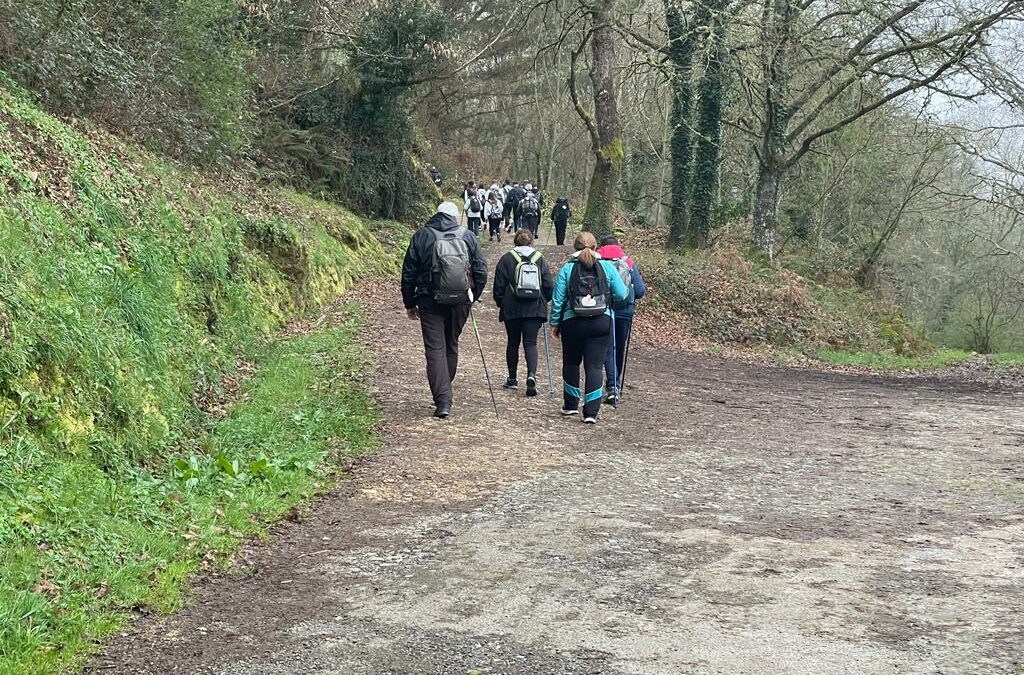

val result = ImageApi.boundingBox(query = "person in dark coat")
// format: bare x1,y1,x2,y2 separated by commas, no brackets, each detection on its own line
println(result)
596,236,647,404
401,202,488,418
550,196,571,246
492,229,554,397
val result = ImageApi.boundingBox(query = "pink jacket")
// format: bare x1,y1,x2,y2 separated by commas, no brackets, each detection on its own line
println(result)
596,244,634,268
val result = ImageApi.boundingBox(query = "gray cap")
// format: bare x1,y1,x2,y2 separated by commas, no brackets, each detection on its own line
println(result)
437,201,459,219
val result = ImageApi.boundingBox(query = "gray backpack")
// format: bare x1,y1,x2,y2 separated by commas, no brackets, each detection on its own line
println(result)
607,258,633,309
510,250,542,299
429,228,472,304
521,195,540,216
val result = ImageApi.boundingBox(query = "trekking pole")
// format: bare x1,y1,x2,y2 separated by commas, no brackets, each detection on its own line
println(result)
469,303,500,420
542,321,555,396
610,311,618,409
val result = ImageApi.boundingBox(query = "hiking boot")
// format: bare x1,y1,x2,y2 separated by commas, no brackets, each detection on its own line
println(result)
583,416,597,424
526,375,538,397
560,408,579,416
434,405,451,419
605,387,620,405
502,378,519,390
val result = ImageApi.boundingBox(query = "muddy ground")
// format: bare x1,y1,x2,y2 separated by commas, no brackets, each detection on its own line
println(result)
90,238,1024,675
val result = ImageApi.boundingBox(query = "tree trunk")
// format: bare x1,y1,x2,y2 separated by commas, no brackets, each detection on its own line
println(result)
581,0,623,240
665,0,696,249
689,0,727,248
751,0,795,258
752,157,782,257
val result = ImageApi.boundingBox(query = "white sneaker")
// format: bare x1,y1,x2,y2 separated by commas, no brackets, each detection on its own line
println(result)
583,417,597,424
560,408,579,416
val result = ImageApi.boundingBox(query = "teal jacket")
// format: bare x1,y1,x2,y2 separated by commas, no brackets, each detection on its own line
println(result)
549,253,630,327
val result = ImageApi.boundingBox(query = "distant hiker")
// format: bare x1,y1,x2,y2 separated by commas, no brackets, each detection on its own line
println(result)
549,232,629,423
530,183,544,210
509,181,527,232
493,229,554,397
430,165,443,188
502,179,515,230
596,236,646,404
489,182,505,207
520,187,541,238
551,196,572,246
485,191,505,242
401,202,488,419
465,185,484,237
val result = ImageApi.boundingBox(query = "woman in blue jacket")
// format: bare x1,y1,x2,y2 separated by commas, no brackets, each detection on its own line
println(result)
550,232,629,423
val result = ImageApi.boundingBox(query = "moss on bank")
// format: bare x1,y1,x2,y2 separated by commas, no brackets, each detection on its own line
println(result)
0,82,404,672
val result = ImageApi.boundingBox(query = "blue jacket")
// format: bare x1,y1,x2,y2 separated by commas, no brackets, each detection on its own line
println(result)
550,253,629,327
596,244,646,318
616,265,646,318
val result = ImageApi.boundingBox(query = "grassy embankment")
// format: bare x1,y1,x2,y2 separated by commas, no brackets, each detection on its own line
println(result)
0,79,407,673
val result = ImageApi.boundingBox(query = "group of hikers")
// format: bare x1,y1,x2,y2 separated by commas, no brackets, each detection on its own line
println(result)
401,200,645,423
460,179,573,246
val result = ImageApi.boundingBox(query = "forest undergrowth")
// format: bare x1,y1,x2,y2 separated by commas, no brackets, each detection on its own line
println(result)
0,79,410,674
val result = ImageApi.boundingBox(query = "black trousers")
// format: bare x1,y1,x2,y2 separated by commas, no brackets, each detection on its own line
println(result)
418,300,471,407
504,318,544,378
467,216,482,236
560,315,612,417
488,217,503,238
524,214,540,238
554,219,568,245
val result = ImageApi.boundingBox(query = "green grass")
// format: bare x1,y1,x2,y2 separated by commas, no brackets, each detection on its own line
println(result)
0,312,379,674
989,352,1024,368
0,78,405,674
813,348,976,370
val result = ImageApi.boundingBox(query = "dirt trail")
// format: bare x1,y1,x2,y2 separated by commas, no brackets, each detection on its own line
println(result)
90,236,1024,675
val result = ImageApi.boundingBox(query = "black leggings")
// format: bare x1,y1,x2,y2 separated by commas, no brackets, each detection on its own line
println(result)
488,217,503,237
560,315,612,417
504,318,544,379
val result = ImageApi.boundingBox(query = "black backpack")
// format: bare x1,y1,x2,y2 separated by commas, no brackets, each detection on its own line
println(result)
566,260,609,318
468,194,482,213
429,228,473,305
553,199,571,222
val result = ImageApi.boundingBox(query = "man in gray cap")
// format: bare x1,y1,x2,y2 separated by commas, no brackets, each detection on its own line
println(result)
401,202,488,418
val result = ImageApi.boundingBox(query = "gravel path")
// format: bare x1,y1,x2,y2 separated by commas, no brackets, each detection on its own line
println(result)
90,237,1024,675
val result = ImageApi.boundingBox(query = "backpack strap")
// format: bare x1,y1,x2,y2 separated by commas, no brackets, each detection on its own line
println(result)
559,259,578,324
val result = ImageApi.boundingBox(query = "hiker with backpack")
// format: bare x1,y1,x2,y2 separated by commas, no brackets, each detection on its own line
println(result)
464,185,484,237
430,166,443,188
485,191,505,242
596,236,646,405
509,182,527,232
401,202,488,419
550,196,571,246
549,232,629,424
502,179,515,231
520,185,541,238
493,229,554,397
